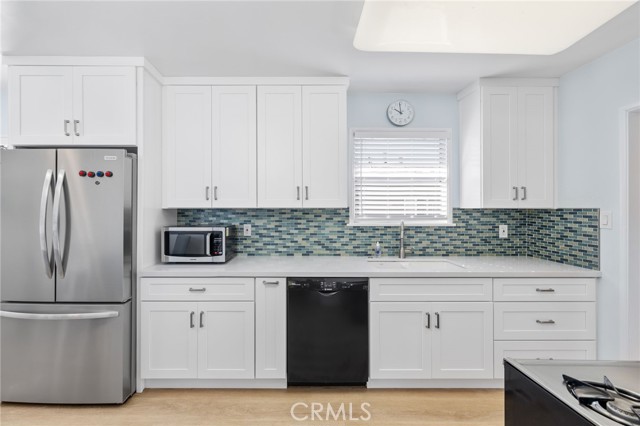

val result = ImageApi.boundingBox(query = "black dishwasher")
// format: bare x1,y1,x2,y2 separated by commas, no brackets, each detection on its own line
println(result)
287,277,369,386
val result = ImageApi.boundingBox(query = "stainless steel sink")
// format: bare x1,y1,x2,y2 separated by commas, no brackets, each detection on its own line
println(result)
367,258,466,270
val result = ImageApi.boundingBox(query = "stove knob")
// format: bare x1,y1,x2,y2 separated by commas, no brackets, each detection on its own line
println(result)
105,171,113,177
96,171,104,178
87,171,95,178
79,170,86,177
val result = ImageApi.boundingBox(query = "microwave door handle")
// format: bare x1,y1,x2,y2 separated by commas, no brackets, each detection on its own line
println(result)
205,233,212,256
39,169,55,279
52,169,66,278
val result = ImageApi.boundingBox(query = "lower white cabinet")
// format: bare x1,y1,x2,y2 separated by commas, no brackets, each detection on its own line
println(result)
141,301,254,379
370,302,493,380
255,277,287,379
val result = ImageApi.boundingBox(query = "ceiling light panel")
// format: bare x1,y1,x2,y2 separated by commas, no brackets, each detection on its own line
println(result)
353,0,638,55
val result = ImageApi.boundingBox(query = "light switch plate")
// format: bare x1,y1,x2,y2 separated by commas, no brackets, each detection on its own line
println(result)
499,225,508,239
600,211,612,229
243,224,252,236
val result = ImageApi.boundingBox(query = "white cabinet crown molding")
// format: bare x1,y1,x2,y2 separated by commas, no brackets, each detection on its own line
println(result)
163,76,350,87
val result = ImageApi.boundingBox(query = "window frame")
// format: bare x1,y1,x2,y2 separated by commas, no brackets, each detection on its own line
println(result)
348,127,454,227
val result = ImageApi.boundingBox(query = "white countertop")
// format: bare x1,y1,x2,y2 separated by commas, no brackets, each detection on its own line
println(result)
142,256,601,278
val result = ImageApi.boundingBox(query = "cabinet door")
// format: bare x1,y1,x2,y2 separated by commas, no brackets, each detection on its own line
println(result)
163,86,213,208
257,86,302,207
481,86,518,208
140,302,198,379
197,302,255,379
517,86,555,208
9,66,74,145
302,86,347,208
370,302,430,379
72,67,136,145
211,86,257,207
430,302,493,379
255,278,286,379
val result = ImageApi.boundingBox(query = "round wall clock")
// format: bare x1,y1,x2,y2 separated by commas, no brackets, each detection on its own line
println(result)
387,100,415,126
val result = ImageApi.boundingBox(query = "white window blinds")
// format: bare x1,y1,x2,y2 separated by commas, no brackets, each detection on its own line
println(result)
351,130,451,225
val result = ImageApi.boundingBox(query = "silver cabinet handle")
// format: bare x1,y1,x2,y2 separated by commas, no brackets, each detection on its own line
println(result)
512,186,519,201
190,311,195,328
73,120,80,137
305,186,309,201
536,357,554,360
214,186,218,201
64,120,70,136
296,186,300,200
521,186,527,201
536,319,556,324
206,186,210,201
39,169,55,279
0,310,118,320
189,287,206,292
435,312,440,329
536,288,555,293
425,312,431,329
200,311,204,328
262,280,280,285
52,169,66,278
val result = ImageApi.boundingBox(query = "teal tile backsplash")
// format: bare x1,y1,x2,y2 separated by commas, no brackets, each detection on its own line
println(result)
178,208,599,270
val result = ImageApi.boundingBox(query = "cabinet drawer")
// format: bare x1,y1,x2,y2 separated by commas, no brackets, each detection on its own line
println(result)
141,278,254,301
370,278,492,302
493,341,596,379
494,278,596,302
494,302,596,340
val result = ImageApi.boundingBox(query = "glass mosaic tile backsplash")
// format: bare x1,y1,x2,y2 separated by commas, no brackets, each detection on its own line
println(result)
178,208,600,270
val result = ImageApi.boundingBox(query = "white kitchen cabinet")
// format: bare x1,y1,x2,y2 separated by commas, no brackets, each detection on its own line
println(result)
141,302,198,379
141,301,254,380
258,85,348,208
9,66,136,146
430,302,493,379
301,86,347,207
72,67,137,145
459,79,556,208
211,86,257,208
255,277,287,379
257,86,303,207
370,301,492,380
370,302,431,379
197,302,255,379
163,86,213,208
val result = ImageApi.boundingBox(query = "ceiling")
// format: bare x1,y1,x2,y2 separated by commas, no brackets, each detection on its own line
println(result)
2,1,639,92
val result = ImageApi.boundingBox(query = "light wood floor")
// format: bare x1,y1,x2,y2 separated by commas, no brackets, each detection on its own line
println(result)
1,388,503,426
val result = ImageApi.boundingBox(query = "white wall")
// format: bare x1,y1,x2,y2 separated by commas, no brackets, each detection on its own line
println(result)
348,92,460,206
558,38,640,359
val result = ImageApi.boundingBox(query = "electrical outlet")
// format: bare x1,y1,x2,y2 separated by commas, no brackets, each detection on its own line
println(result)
499,225,508,239
243,224,252,237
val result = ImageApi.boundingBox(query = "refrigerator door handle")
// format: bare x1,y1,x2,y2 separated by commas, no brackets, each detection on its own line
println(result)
52,169,67,278
0,310,119,320
39,169,55,279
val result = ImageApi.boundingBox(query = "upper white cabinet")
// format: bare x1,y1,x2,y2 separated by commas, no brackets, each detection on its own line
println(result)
458,79,556,208
9,66,136,146
257,86,303,208
211,86,257,208
257,84,348,208
163,86,213,208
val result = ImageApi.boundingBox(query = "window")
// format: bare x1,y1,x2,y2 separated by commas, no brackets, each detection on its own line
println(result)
350,129,452,226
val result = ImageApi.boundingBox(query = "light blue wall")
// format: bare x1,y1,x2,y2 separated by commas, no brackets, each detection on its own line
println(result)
347,92,460,207
558,38,640,359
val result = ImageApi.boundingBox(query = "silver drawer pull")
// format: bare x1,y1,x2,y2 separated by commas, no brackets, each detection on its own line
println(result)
189,287,207,292
0,310,118,320
536,319,556,324
263,280,280,285
190,311,195,328
536,357,554,360
425,312,430,329
536,288,556,293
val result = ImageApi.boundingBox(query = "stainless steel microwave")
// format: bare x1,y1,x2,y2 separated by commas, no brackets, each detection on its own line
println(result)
161,227,236,263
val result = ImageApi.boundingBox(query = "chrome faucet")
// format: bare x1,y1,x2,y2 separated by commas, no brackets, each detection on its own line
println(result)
399,221,406,259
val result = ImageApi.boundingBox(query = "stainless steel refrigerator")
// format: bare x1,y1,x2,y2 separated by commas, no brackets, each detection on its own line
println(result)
0,148,136,404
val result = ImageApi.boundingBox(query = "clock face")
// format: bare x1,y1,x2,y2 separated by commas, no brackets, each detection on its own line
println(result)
387,100,415,126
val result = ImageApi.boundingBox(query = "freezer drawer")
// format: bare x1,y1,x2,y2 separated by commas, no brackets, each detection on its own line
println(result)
0,302,133,404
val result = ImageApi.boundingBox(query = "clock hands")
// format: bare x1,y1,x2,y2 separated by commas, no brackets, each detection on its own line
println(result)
398,102,403,114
